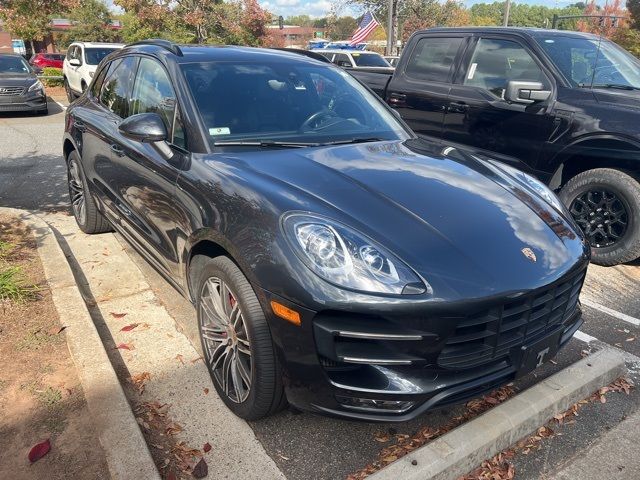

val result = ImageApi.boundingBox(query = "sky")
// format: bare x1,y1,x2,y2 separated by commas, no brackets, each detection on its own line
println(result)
105,0,605,22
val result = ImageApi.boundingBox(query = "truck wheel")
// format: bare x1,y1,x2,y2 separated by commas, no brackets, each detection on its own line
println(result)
559,168,640,266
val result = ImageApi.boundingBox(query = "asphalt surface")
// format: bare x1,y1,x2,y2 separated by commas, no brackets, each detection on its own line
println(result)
1,102,639,479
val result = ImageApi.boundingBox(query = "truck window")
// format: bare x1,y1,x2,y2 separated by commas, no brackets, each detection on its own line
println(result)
464,38,548,99
405,37,463,82
333,53,351,67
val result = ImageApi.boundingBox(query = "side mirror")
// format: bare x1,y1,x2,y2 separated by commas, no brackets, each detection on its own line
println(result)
505,81,551,104
69,58,81,67
118,113,168,143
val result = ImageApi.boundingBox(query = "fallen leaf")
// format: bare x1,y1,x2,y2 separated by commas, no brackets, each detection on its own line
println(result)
115,342,134,351
166,472,177,480
192,458,208,478
110,312,127,319
176,354,185,365
203,388,209,395
203,442,212,453
165,423,183,436
382,455,397,463
121,323,140,332
28,439,51,463
131,372,151,395
374,432,390,443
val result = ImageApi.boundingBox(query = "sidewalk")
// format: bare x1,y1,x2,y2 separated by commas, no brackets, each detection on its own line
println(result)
551,406,640,479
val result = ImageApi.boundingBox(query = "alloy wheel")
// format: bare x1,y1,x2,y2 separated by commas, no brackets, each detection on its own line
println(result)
569,188,629,248
199,277,252,403
68,158,86,225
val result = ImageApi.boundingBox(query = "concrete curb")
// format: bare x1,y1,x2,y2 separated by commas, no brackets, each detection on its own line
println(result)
369,346,628,480
3,208,160,480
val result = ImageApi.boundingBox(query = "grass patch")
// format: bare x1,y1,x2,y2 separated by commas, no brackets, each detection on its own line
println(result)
0,240,13,260
0,266,39,303
35,386,63,407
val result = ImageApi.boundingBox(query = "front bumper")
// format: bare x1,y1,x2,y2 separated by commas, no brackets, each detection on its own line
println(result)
0,89,47,112
263,264,586,422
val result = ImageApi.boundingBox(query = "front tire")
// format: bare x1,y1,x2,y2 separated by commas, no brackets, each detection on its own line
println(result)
66,150,112,234
64,77,75,103
559,168,640,266
192,255,286,420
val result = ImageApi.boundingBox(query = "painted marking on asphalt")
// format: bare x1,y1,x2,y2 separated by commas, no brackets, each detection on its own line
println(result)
55,101,67,110
581,297,640,327
574,330,598,344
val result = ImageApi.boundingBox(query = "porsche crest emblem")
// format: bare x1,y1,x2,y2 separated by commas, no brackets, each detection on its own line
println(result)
521,247,537,263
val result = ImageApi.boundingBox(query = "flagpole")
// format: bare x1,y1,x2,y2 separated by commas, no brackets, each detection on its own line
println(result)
386,0,394,55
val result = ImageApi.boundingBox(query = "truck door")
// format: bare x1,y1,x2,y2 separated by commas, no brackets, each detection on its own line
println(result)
441,36,557,172
386,35,466,139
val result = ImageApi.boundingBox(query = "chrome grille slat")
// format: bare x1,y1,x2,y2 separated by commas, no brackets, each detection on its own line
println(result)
0,87,25,96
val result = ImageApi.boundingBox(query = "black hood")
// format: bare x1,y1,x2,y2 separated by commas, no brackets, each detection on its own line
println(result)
212,140,589,300
0,72,38,88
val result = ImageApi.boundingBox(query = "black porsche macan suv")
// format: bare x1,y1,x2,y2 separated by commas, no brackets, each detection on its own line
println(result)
63,40,589,421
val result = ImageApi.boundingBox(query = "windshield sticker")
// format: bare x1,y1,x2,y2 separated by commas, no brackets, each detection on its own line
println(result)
467,62,478,80
209,127,231,135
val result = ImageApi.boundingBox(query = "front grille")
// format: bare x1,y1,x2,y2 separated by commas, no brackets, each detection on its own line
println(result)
0,87,25,96
438,267,586,370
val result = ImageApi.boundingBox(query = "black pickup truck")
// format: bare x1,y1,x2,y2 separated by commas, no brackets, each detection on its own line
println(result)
350,27,640,266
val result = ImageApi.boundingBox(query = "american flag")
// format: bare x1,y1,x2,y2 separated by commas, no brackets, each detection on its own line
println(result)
349,11,379,46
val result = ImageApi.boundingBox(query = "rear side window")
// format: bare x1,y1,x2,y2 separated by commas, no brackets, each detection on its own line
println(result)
91,62,109,97
99,56,137,118
405,37,463,82
333,53,351,67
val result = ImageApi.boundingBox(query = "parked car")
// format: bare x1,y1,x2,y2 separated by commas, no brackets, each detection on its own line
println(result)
30,52,65,69
63,41,123,101
63,39,589,421
0,53,47,115
313,49,394,72
350,27,640,266
384,55,399,67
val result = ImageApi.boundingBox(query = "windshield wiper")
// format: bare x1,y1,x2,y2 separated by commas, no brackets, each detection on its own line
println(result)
580,83,640,91
213,140,319,148
320,137,384,146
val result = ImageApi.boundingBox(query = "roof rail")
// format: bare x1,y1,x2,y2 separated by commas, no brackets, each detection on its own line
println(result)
128,39,183,56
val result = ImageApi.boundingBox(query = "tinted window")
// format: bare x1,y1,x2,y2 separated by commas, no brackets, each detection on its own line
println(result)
130,58,182,146
99,56,137,118
85,47,119,66
464,38,548,98
405,37,462,82
352,53,390,67
181,61,408,146
91,62,109,97
333,53,351,66
0,56,30,73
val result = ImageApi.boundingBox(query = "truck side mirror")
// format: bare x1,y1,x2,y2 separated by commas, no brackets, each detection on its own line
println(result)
505,81,551,104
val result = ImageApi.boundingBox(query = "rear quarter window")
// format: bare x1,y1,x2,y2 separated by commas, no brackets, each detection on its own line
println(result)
405,37,463,82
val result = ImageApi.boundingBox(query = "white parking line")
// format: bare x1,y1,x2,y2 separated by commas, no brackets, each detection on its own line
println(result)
574,330,598,344
55,101,67,110
581,297,640,327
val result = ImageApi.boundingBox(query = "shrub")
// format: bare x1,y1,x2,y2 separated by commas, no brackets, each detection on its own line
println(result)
41,67,63,87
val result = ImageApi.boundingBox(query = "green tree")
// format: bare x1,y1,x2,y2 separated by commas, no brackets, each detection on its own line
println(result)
60,0,117,46
285,15,313,26
327,15,358,40
628,0,640,29
0,0,75,53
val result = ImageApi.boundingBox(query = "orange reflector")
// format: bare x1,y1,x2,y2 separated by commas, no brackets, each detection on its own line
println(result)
271,301,301,326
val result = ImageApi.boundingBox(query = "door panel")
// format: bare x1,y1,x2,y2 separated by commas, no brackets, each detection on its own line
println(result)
387,36,465,139
442,37,557,170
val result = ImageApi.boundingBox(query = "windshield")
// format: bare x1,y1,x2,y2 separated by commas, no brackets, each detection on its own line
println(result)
182,60,408,147
352,52,391,68
84,47,119,65
535,35,640,89
0,56,31,74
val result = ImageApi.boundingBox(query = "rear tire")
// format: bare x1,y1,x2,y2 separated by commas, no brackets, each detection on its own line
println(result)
559,168,640,266
64,77,75,103
192,255,286,420
66,150,112,234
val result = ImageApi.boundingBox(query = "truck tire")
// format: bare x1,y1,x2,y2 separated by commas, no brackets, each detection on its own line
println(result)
559,168,640,266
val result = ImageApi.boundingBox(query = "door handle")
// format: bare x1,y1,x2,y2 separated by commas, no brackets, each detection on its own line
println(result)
388,93,407,107
110,144,125,157
448,102,468,113
74,120,86,132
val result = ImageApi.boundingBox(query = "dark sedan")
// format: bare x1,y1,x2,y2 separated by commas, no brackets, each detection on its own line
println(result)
0,53,47,114
62,40,590,421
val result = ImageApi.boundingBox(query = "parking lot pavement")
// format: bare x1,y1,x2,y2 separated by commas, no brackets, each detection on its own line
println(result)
1,109,638,479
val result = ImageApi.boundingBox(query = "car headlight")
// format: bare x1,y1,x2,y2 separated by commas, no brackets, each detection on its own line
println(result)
27,80,44,92
490,161,567,215
283,213,429,295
